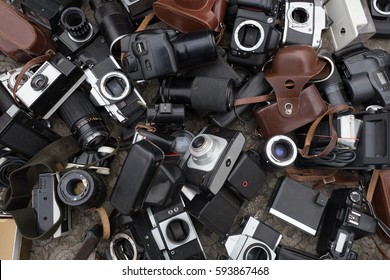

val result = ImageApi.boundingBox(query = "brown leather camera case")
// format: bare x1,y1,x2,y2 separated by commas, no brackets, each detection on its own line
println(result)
153,0,228,33
372,170,390,243
0,1,55,63
254,84,327,138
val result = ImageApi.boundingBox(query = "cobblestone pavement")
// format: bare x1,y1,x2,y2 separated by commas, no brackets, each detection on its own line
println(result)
1,0,389,260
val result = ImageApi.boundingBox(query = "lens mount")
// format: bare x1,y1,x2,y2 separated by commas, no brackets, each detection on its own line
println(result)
265,135,297,168
99,71,131,102
290,7,310,24
374,0,390,15
189,134,217,165
109,232,138,260
234,20,265,52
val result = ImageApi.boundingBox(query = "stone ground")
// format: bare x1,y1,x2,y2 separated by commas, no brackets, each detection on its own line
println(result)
1,0,389,260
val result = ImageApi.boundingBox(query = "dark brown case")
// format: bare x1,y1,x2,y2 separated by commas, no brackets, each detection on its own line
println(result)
373,170,390,243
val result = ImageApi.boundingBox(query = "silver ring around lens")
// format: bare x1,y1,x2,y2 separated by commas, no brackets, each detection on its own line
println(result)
7,69,34,91
374,0,390,15
189,134,217,165
265,135,297,167
99,71,131,102
312,54,335,83
244,243,272,260
110,233,138,260
234,20,265,52
68,23,94,43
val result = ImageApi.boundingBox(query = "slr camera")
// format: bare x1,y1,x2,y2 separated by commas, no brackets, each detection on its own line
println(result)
182,126,245,195
76,34,146,124
317,187,377,260
4,53,85,120
228,0,282,67
224,216,282,260
334,44,390,107
120,29,218,80
281,0,329,48
369,0,390,37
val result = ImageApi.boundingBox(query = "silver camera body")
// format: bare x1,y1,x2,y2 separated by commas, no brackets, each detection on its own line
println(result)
183,126,245,195
146,198,206,260
224,216,282,260
85,55,146,123
282,0,328,49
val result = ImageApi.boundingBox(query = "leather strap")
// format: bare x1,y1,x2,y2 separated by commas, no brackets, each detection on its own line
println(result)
298,104,351,159
90,207,110,240
136,11,156,32
2,136,81,240
234,92,275,106
366,169,381,203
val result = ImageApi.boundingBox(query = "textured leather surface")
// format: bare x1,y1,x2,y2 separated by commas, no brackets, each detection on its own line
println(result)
373,171,390,243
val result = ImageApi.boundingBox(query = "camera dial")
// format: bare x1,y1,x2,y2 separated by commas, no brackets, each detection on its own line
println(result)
349,190,362,204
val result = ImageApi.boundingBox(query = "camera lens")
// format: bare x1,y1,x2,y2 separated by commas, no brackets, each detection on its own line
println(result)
8,69,34,91
291,8,309,24
192,136,206,149
166,219,190,243
374,0,390,15
261,135,297,168
100,71,131,102
58,89,109,150
245,245,271,260
57,169,107,208
30,74,48,91
61,7,93,42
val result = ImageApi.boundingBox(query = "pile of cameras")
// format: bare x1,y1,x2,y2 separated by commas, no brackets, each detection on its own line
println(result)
0,0,389,260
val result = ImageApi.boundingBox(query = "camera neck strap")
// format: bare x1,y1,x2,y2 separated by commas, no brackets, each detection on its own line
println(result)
1,135,81,240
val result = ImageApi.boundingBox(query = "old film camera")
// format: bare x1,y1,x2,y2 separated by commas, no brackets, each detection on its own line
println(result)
228,0,281,67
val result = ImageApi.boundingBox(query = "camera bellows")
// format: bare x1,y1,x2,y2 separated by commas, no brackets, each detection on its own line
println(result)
57,169,107,208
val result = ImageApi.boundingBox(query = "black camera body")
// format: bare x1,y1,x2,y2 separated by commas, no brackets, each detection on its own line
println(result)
146,198,206,260
12,53,85,119
317,187,377,259
120,29,218,80
370,0,390,37
20,0,82,31
335,45,390,106
224,216,282,260
0,83,60,158
182,126,245,195
228,1,281,67
281,0,329,48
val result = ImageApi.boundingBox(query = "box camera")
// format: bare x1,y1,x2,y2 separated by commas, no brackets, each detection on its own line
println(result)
317,187,377,259
11,53,85,119
324,0,376,51
281,0,329,48
120,29,218,80
20,0,82,31
182,126,245,195
335,45,390,107
51,6,100,56
0,83,60,158
228,0,281,67
370,0,390,37
76,35,146,123
146,197,206,260
224,216,282,260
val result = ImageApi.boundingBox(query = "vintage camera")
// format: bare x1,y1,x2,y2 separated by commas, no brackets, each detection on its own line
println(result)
160,77,235,113
259,135,298,170
182,126,245,195
317,187,377,259
32,173,72,238
281,0,329,48
76,35,146,123
224,216,282,260
228,0,281,67
146,197,207,260
0,83,60,158
20,0,82,31
57,169,107,209
120,29,218,81
51,7,99,56
102,211,164,260
334,45,390,107
58,89,110,151
370,0,390,37
10,53,86,119
90,0,135,55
